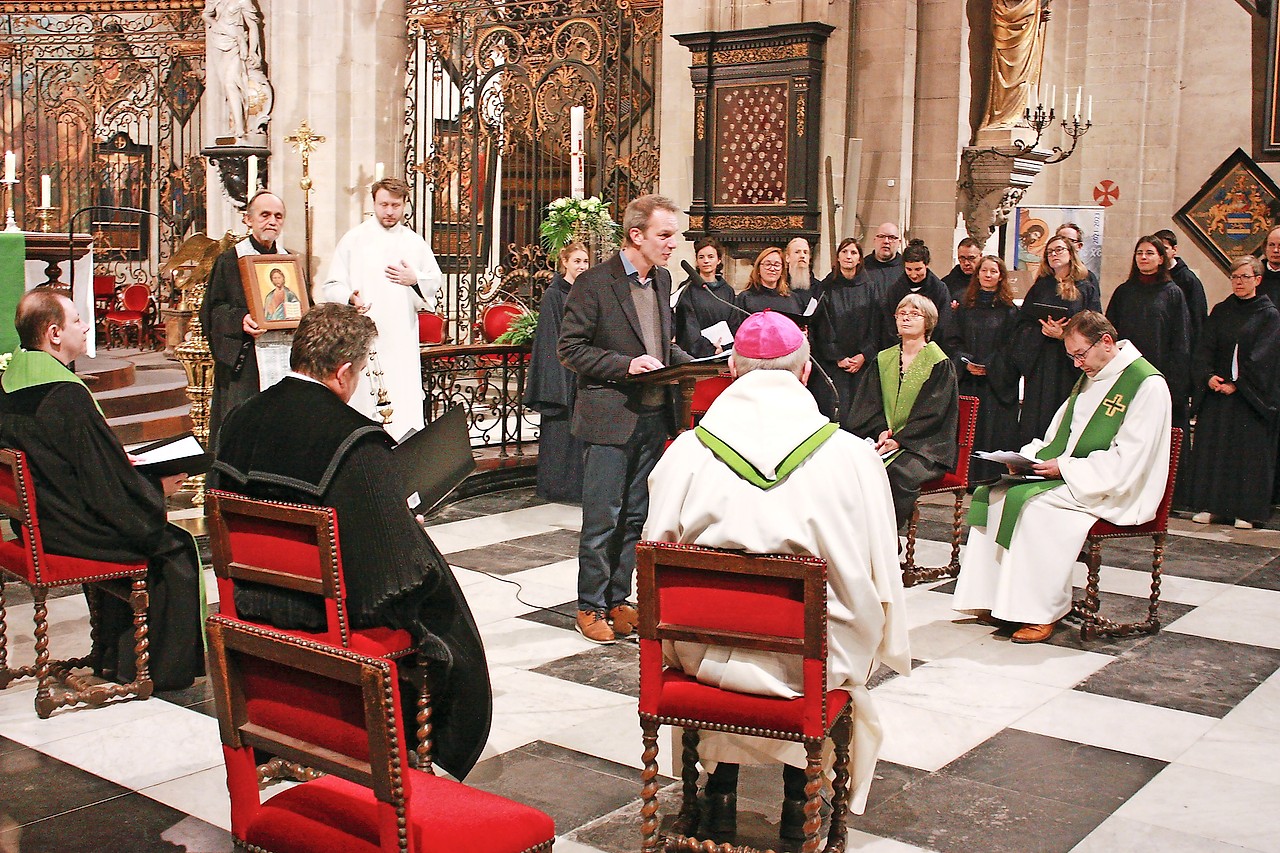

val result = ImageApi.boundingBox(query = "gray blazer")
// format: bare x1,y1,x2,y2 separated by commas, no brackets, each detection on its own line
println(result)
558,253,692,445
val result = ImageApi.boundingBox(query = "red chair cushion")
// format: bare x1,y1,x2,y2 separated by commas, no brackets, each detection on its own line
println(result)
243,658,372,765
244,771,555,853
653,669,849,736
0,538,145,586
921,472,965,495
103,311,145,323
658,568,804,640
1088,518,1163,539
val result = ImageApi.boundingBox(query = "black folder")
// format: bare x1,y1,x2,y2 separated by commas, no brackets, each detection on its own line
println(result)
130,433,213,478
395,405,476,514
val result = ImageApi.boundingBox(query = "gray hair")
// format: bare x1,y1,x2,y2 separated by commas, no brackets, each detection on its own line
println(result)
731,337,811,379
1232,254,1263,277
622,194,679,246
896,292,938,336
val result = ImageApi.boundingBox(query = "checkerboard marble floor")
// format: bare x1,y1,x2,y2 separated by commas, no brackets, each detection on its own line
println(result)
2,487,1279,852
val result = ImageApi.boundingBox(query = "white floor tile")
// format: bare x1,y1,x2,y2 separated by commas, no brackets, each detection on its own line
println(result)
458,574,536,626
1071,814,1259,852
874,696,1009,772
479,618,594,670
928,633,1114,689
489,668,634,749
870,660,1063,726
426,503,580,553
141,766,232,831
543,699,675,777
1011,689,1217,762
553,838,611,853
1068,563,1229,608
1163,586,1280,650
903,619,992,662
1174,717,1280,786
1223,676,1280,730
844,829,936,852
1114,764,1280,851
0,682,174,748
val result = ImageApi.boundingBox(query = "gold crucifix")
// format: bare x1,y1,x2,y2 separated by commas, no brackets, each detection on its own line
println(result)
285,120,326,285
1102,393,1126,417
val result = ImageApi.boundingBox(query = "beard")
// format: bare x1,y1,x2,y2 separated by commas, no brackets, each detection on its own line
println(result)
788,260,810,287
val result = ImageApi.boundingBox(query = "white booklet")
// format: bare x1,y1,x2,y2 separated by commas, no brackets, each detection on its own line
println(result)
700,320,734,348
973,450,1038,470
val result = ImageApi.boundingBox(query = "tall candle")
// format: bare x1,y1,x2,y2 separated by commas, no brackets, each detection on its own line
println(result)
40,174,51,208
1087,96,1093,123
1049,85,1056,114
3,151,13,183
570,106,585,155
1063,89,1069,120
247,155,258,197
1031,83,1039,109
374,161,384,183
1075,87,1082,120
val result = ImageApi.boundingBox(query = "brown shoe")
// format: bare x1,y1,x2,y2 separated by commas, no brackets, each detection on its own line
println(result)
608,603,639,637
972,610,999,627
576,610,616,644
1011,622,1057,644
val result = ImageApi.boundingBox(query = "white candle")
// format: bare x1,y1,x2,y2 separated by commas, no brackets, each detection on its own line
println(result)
1031,83,1039,109
40,174,51,208
570,106,585,155
374,161,384,183
571,153,585,200
1050,85,1056,114
3,151,13,183
1087,95,1093,123
1063,89,1069,119
247,155,258,197
1075,87,1082,120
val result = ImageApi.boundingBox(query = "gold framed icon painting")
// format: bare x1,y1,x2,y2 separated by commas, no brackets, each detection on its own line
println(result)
1175,148,1280,274
238,254,310,330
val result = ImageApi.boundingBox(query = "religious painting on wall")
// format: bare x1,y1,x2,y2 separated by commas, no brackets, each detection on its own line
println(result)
238,254,310,330
1010,205,1105,282
1175,148,1280,273
93,131,151,260
427,119,495,274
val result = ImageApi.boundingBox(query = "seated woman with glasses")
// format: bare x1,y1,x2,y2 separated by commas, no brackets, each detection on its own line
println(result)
847,293,959,528
734,246,811,326
1008,233,1102,444
1183,255,1280,529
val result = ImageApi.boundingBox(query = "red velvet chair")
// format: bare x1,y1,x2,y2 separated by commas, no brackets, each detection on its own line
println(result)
635,541,853,853
689,376,732,428
206,615,555,853
901,394,979,587
479,302,527,344
102,282,153,349
1069,427,1183,641
206,490,432,767
0,448,153,717
417,311,446,346
92,274,119,334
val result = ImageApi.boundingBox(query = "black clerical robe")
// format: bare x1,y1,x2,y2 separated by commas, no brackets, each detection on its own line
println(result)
941,264,971,304
1106,275,1192,422
674,273,739,358
0,375,201,690
200,236,280,450
209,376,491,779
1008,275,1103,444
810,269,886,423
946,292,1021,483
879,270,955,352
863,253,903,292
846,345,959,527
735,286,809,321
524,274,585,502
1169,260,1208,350
1181,294,1280,522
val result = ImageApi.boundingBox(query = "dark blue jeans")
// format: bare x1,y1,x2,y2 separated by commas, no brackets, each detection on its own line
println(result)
577,412,667,613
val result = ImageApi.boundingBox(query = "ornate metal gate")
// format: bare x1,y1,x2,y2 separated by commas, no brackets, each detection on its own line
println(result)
404,0,661,340
0,7,206,286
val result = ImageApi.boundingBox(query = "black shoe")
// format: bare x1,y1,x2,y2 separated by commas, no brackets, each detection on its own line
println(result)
705,791,737,835
780,796,807,841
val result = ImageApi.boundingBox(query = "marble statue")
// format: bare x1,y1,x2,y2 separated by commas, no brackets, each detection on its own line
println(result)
203,0,274,142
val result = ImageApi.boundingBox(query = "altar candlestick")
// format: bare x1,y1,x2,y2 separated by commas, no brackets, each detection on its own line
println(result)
374,161,384,183
40,175,51,208
247,155,258,197
3,151,13,183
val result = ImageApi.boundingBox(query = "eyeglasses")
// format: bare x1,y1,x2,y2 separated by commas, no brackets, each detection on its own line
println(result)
760,261,783,269
1046,246,1070,256
1067,337,1101,364
894,310,925,320
1230,273,1259,282
876,234,901,241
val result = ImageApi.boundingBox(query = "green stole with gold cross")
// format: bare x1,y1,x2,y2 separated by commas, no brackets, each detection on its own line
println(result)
968,355,1160,549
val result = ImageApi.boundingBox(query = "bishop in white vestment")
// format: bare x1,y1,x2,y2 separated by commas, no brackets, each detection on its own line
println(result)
320,179,443,440
953,312,1172,641
644,312,910,817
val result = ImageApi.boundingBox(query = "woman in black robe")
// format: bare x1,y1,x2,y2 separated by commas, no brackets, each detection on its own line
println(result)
1105,235,1192,425
810,237,885,423
945,255,1020,483
1008,232,1102,444
848,293,959,528
674,236,738,357
879,239,955,352
735,246,808,320
1184,256,1280,528
523,242,590,502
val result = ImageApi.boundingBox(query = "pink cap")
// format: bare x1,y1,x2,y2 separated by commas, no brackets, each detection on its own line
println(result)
734,310,804,359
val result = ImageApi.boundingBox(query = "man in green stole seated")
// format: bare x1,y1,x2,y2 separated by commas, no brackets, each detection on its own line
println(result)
953,311,1173,643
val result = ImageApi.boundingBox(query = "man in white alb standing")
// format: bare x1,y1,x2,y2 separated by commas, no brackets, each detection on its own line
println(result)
320,177,443,440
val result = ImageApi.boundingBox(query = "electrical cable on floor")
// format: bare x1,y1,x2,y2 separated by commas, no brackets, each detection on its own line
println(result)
449,564,640,643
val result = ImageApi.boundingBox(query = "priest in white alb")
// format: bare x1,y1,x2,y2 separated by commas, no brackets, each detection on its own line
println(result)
643,310,909,840
953,311,1172,643
319,176,442,440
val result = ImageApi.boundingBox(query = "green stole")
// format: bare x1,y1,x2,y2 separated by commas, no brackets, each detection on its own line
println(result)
968,355,1161,549
695,422,840,490
1,348,104,415
0,233,24,355
876,341,947,465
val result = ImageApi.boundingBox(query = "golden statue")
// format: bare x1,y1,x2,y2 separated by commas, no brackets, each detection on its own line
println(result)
981,0,1052,130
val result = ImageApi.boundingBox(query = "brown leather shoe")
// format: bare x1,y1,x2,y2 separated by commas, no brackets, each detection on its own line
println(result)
608,603,639,637
576,610,616,644
973,610,999,627
1011,622,1057,644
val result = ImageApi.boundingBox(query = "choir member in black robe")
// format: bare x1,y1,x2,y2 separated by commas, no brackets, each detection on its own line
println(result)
735,246,809,318
209,303,491,780
945,256,1021,483
785,236,822,303
863,222,904,291
940,237,984,306
0,289,201,690
199,191,286,449
880,239,954,351
524,243,589,502
1260,226,1280,308
674,236,739,356
1105,236,1192,424
810,238,885,424
1154,229,1208,351
1008,233,1103,444
1183,256,1280,526
848,293,959,528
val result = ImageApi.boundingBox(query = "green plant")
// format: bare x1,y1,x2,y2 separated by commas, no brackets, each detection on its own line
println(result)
540,196,621,258
495,310,539,346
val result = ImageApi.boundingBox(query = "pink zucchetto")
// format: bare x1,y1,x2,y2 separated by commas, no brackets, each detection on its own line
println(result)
733,310,804,359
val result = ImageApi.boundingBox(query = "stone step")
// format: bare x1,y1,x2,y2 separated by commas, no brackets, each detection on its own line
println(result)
108,403,193,445
93,372,191,419
76,356,135,392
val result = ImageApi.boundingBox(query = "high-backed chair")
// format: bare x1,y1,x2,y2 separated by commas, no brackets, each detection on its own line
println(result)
635,541,853,853
689,376,732,428
0,448,153,717
1069,427,1183,641
901,394,979,587
205,490,431,767
417,311,446,345
102,282,154,349
206,615,555,853
92,274,119,334
479,301,527,344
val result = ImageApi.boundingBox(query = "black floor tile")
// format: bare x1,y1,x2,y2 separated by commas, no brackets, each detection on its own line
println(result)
468,740,662,835
154,677,212,709
518,599,578,631
451,488,548,516
1106,535,1279,584
1051,595,1196,655
569,780,686,853
0,745,129,826
0,792,233,852
446,541,565,575
1076,631,1280,717
0,735,27,757
504,528,581,558
1240,553,1280,592
534,642,640,698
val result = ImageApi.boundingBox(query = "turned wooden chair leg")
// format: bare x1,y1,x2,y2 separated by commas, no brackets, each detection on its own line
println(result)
902,505,920,578
0,575,9,687
802,740,824,853
129,577,153,698
1079,539,1103,642
415,683,433,773
1146,532,1165,632
948,490,964,574
826,707,853,853
672,726,701,837
32,588,54,718
639,718,662,853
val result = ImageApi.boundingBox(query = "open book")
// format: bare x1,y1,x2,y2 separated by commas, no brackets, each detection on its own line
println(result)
129,434,212,478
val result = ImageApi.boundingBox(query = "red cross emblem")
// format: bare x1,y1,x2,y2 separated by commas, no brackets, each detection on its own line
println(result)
1093,180,1120,207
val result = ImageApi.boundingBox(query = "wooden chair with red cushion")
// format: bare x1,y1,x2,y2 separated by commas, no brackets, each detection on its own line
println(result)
417,311,446,346
0,448,153,717
479,302,527,344
92,274,119,334
206,490,433,767
900,394,979,587
1069,427,1183,641
689,375,732,428
102,282,153,349
207,615,555,853
636,541,854,853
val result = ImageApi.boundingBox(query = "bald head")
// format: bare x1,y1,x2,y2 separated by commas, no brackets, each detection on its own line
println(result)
873,222,901,262
244,191,285,246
